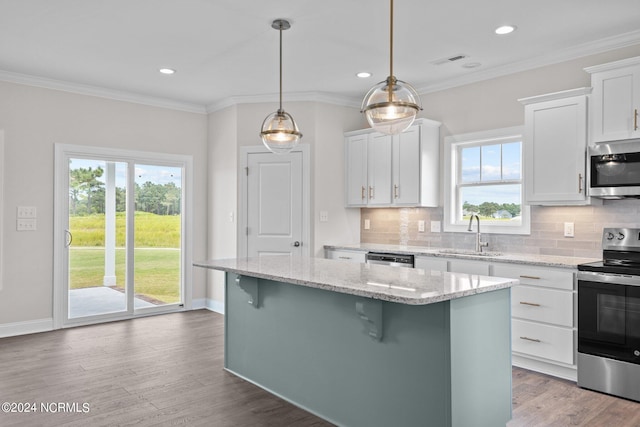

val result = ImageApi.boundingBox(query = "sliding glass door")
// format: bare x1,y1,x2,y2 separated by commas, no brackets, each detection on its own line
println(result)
55,145,191,327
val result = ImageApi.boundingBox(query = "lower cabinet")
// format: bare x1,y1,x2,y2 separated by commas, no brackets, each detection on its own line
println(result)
324,248,366,263
493,263,577,381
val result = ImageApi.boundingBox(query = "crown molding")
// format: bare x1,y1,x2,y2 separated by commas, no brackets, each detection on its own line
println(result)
206,91,361,113
0,70,207,114
518,87,593,105
417,30,640,95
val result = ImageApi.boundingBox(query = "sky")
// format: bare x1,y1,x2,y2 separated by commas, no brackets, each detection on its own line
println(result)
69,158,182,188
460,142,521,205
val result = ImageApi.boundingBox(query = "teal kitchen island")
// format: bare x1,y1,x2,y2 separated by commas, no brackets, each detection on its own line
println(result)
195,256,517,427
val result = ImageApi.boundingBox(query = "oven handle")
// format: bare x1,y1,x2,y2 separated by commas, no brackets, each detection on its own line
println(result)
577,270,640,287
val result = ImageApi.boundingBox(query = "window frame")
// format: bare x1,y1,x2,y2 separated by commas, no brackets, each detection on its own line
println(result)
443,126,530,235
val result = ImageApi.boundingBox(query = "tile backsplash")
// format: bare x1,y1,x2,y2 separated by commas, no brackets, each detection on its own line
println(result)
360,199,640,259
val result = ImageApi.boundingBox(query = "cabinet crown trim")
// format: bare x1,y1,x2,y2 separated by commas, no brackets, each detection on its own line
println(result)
584,55,640,74
518,87,592,105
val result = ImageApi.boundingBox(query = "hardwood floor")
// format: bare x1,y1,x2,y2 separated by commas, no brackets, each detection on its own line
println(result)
0,310,638,426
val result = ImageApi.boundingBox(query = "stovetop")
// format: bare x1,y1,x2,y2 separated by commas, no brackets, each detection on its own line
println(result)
578,260,640,275
578,227,640,275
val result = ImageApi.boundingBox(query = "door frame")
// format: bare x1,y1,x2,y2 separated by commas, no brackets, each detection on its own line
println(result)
53,144,194,329
238,144,311,258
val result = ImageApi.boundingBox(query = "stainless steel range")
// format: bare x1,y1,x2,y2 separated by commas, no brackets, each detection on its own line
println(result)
577,228,640,402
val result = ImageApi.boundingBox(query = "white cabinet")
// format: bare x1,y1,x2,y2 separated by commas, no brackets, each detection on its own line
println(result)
585,56,640,143
519,88,593,205
344,118,440,207
324,248,366,263
448,258,490,275
415,256,448,272
493,262,577,380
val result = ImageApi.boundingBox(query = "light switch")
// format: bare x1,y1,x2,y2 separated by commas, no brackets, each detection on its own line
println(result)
418,220,425,232
17,206,37,218
431,221,441,233
17,218,37,231
564,222,574,238
364,219,370,230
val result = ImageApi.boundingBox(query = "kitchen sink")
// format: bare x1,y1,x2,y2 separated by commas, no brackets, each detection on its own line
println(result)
438,249,503,257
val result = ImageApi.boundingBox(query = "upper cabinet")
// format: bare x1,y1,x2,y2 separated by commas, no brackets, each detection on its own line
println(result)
519,88,596,206
344,119,441,208
585,56,640,144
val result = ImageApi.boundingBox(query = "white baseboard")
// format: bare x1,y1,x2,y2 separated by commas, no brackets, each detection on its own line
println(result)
512,354,577,382
205,298,224,314
0,318,53,338
191,298,207,310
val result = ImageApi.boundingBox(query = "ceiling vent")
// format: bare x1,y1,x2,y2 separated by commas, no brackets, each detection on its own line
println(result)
431,54,468,65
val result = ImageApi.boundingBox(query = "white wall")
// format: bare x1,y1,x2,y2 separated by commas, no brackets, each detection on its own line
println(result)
0,81,208,328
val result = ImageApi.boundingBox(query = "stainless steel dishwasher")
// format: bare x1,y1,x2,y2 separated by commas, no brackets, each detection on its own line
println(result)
365,252,414,268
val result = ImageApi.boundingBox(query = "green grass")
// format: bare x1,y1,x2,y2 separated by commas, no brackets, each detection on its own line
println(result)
70,212,180,247
70,248,180,304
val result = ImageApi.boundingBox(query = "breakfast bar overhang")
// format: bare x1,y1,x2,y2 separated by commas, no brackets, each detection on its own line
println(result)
195,256,518,427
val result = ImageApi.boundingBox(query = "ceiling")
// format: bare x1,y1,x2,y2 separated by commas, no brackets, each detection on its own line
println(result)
1,0,640,113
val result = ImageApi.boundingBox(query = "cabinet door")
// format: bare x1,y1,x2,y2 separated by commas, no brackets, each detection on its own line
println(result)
524,95,587,203
415,256,448,272
392,126,420,205
590,65,640,143
345,134,368,206
367,133,393,206
325,249,366,263
448,259,490,275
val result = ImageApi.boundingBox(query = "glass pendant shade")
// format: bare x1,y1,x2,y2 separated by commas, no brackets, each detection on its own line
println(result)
260,109,302,154
361,76,421,135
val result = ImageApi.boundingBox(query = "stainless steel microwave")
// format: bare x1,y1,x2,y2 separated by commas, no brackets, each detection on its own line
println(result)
588,140,640,198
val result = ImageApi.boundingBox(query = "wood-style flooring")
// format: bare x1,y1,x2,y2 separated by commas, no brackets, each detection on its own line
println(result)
0,310,638,426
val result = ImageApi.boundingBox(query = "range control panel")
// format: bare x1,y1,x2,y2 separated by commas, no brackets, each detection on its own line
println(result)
602,228,640,251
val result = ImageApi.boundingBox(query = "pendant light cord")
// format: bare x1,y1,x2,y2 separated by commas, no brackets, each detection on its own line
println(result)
279,22,283,112
388,0,394,103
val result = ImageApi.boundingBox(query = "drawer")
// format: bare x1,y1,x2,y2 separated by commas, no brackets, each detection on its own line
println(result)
512,319,574,365
493,263,574,290
415,256,448,272
325,249,366,263
512,285,573,327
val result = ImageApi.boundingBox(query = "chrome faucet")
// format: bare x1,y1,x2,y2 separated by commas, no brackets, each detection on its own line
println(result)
468,214,489,253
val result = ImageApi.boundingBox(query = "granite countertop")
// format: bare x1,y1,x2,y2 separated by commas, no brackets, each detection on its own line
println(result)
324,243,599,269
194,256,517,305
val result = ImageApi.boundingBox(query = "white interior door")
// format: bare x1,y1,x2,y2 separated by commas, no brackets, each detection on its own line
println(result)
246,151,304,257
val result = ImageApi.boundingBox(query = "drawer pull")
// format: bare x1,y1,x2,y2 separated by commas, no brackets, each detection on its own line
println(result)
520,336,541,343
338,256,352,260
519,275,541,280
519,301,541,307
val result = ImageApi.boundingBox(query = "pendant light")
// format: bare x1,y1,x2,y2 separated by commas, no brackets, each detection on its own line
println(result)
361,0,422,135
260,19,302,154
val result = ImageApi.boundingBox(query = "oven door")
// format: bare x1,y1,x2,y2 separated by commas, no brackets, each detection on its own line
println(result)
578,271,640,365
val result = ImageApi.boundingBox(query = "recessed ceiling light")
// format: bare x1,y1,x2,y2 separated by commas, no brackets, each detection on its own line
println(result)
495,25,517,35
356,72,372,78
462,62,482,69
159,68,176,75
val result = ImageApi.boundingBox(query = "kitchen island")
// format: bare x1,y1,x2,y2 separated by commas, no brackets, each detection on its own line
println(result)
195,256,518,427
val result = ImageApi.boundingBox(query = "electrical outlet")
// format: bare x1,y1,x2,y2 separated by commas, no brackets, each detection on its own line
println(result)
228,212,234,223
319,211,329,222
431,221,441,233
364,219,370,230
418,220,425,232
564,222,574,238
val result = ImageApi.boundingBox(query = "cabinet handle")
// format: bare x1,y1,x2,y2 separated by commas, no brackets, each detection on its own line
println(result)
519,301,541,307
369,186,374,199
520,336,541,343
635,108,638,131
578,173,583,194
338,256,352,260
519,275,541,280
361,186,366,200
394,184,399,199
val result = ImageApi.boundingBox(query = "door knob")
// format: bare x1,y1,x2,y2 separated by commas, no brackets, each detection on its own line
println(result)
292,241,301,247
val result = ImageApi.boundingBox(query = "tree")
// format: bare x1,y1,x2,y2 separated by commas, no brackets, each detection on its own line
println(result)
69,167,104,215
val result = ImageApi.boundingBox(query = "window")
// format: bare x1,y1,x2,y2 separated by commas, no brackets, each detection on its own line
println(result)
443,126,530,235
